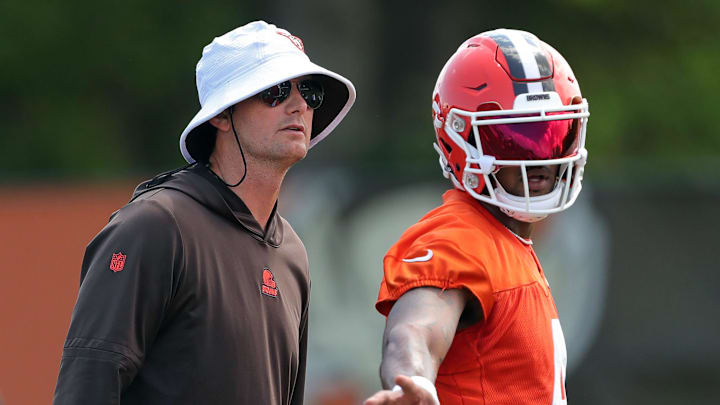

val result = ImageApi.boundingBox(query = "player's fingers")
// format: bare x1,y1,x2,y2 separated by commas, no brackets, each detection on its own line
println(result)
393,375,438,404
363,389,400,405
394,374,413,386
394,375,423,396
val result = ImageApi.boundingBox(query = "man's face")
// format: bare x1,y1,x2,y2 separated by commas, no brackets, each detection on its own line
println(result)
230,77,314,166
494,165,560,197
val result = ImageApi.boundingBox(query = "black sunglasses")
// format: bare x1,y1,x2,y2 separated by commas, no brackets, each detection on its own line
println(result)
258,79,324,109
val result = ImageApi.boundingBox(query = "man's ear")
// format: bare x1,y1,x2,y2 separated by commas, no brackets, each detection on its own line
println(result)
208,109,232,132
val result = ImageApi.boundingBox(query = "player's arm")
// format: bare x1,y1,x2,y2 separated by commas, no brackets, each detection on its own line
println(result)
290,304,309,405
364,286,471,405
53,200,181,404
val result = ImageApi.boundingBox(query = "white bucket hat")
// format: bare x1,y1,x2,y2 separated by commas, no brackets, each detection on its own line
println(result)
179,20,357,163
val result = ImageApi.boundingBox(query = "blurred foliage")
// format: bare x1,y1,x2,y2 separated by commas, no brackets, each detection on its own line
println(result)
0,1,264,179
1,0,719,181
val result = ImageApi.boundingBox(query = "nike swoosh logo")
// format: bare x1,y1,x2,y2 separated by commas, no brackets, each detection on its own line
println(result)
402,249,434,263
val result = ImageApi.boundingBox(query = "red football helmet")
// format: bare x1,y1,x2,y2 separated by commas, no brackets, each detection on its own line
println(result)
432,29,589,222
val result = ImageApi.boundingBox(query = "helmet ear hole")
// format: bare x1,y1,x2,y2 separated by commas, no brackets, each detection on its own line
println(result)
466,132,477,149
440,138,453,154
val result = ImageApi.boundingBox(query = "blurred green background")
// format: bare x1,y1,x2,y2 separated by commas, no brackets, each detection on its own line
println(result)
3,0,719,181
1,1,719,404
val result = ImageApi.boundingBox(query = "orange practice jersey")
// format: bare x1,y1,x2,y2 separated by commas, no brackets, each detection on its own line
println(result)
376,190,568,404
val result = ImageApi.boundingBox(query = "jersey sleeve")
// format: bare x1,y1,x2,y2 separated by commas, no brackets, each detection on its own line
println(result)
53,197,184,404
375,227,495,319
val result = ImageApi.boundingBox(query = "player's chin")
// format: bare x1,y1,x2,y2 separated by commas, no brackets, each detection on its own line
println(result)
528,186,555,197
284,144,309,163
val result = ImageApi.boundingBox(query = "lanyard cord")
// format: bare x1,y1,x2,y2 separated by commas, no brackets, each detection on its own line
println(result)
208,106,247,188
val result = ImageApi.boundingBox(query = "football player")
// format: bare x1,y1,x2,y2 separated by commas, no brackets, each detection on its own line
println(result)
364,29,589,405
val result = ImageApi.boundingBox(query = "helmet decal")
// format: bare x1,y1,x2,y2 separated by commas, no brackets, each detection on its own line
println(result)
487,30,555,95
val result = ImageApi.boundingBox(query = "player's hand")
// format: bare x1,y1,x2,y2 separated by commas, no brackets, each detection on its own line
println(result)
363,375,439,405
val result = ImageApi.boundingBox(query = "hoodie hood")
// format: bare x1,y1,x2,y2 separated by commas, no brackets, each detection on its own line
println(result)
130,164,283,247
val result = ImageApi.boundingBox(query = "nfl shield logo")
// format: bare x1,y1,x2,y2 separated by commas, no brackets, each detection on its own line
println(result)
276,30,304,52
110,252,126,272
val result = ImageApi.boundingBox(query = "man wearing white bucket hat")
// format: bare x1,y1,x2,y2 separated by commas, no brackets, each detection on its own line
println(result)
54,21,355,404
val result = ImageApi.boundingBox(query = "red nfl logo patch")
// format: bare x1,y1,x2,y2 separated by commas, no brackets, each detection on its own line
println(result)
110,252,126,272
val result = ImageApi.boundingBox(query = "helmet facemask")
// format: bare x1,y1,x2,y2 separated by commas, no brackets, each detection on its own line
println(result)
434,95,589,222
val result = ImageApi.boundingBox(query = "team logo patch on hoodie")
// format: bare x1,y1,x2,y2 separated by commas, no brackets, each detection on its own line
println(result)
261,268,278,297
110,252,126,272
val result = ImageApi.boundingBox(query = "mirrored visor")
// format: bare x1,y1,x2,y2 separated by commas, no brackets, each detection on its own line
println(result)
475,111,580,160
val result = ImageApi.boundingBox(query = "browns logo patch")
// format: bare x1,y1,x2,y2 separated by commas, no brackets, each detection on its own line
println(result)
261,268,278,297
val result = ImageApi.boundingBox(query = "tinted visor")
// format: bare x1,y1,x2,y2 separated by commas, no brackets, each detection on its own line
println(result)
475,111,579,160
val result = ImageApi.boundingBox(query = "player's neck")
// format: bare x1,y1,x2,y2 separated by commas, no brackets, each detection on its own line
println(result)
209,155,287,231
479,202,534,239
232,178,283,231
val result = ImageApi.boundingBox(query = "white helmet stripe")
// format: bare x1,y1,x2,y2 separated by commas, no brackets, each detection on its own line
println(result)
503,30,544,93
488,29,553,95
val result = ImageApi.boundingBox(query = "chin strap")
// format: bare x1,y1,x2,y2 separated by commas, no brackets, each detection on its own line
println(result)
494,180,564,223
208,106,248,188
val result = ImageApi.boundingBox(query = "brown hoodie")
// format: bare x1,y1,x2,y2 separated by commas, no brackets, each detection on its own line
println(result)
54,164,310,404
